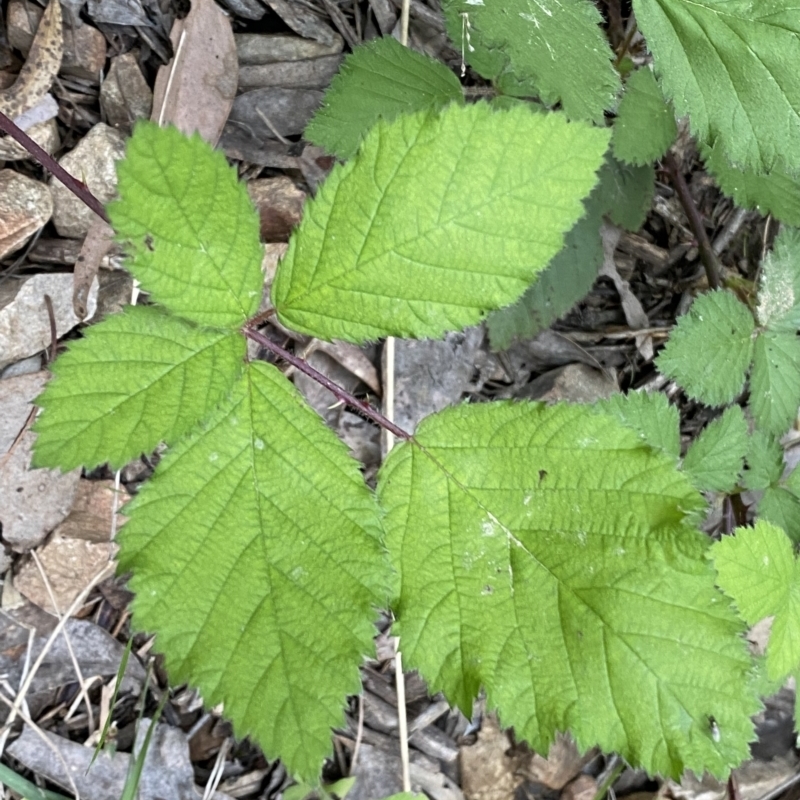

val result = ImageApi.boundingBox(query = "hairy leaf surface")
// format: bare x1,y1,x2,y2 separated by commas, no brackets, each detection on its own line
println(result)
656,290,755,407
759,488,800,543
441,0,620,123
611,68,676,166
380,402,757,778
598,390,680,458
119,362,389,781
108,123,264,328
750,332,800,436
714,521,800,681
305,37,463,160
633,0,800,173
33,306,244,471
683,406,748,493
273,103,610,342
743,430,783,492
756,228,800,332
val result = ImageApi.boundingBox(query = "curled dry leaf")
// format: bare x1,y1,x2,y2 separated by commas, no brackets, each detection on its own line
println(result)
0,0,62,120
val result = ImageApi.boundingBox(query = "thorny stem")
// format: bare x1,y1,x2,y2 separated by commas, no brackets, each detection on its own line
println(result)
0,110,109,224
663,151,722,290
243,325,412,442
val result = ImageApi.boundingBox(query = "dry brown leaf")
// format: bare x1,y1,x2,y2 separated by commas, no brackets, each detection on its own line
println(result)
0,0,62,120
72,219,116,319
151,0,237,145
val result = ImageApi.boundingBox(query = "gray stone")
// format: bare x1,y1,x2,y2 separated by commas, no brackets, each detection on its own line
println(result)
521,363,619,404
235,32,343,64
100,51,152,132
0,171,53,259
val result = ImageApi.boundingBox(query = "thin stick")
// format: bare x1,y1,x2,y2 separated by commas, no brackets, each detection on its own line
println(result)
395,650,411,793
243,326,411,441
663,151,721,290
0,110,108,223
399,0,410,45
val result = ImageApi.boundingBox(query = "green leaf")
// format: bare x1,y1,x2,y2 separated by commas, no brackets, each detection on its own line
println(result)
749,332,800,436
598,390,681,459
656,290,755,407
119,362,389,781
273,103,610,342
743,429,783,491
756,227,800,332
703,141,800,228
611,68,677,166
633,0,800,173
713,521,800,681
758,487,800,543
108,123,264,329
486,156,652,349
33,306,244,471
683,406,748,493
441,0,620,123
305,37,463,161
380,402,756,778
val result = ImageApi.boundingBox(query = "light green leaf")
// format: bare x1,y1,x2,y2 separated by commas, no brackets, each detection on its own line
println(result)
108,123,264,329
33,306,244,471
758,487,800,543
305,37,463,161
713,521,800,681
380,402,756,778
611,68,677,166
703,141,800,228
598,390,680,458
743,429,783,491
756,227,800,332
683,406,748,493
633,0,800,173
441,0,620,123
486,156,653,349
656,290,755,407
118,362,389,782
273,103,610,342
749,332,800,436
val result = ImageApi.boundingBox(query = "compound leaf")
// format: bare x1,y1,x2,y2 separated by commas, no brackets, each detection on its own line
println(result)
118,361,389,781
441,0,620,123
633,0,800,174
380,402,757,778
713,521,800,681
108,123,264,329
756,227,800,333
598,390,680,458
759,487,800,543
33,305,244,471
743,429,783,492
683,406,748,493
703,141,800,228
750,332,800,437
604,159,655,233
611,68,677,166
273,103,610,342
656,290,755,407
305,37,463,161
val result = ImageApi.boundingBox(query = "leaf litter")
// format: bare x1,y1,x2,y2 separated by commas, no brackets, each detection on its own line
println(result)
0,0,798,797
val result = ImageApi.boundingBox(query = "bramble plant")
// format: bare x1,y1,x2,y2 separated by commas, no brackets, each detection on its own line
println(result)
29,0,800,787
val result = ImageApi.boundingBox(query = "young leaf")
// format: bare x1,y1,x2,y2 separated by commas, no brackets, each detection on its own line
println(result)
633,0,800,173
756,227,800,333
273,103,610,343
713,521,800,681
33,306,245,471
749,332,800,436
305,37,464,161
656,290,755,407
119,361,390,781
758,487,800,543
683,406,748,493
108,123,264,329
611,68,677,166
441,0,620,123
743,429,783,491
487,156,653,349
598,390,680,458
703,141,800,228
380,402,757,778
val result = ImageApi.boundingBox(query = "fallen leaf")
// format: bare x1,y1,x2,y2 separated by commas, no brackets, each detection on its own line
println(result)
72,219,116,319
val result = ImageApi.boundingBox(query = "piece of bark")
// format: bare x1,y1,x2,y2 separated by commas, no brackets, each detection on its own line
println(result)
151,0,237,145
217,0,267,21
238,55,343,91
225,86,322,139
235,32,343,65
368,0,397,33
100,51,153,131
0,171,53,260
73,220,116,318
247,176,305,241
52,479,129,542
264,0,338,46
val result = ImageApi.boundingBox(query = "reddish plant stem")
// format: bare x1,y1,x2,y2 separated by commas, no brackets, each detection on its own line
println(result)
0,110,109,224
663,151,721,290
243,325,412,442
